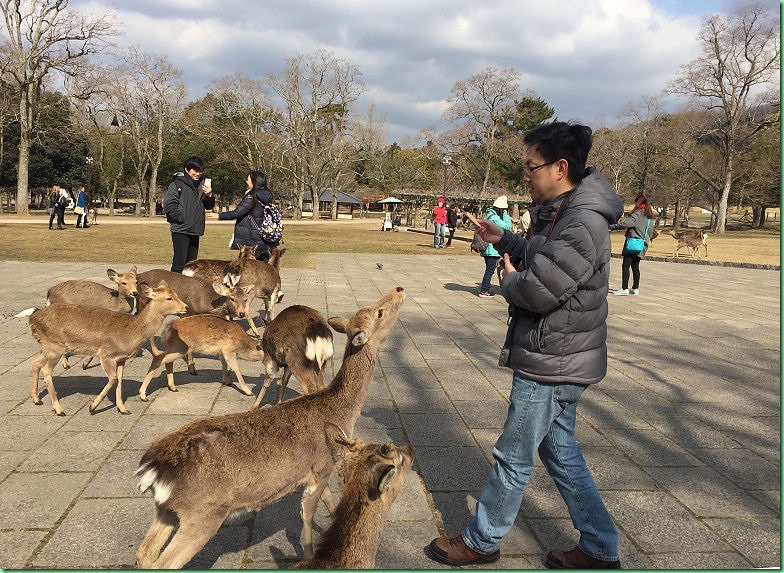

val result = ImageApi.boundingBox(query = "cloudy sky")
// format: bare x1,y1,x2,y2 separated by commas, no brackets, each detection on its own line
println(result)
74,0,778,143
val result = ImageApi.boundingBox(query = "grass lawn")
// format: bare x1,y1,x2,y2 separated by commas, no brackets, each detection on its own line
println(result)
0,215,779,268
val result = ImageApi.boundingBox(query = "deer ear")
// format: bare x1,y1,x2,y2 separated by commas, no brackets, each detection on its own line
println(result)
328,317,349,333
212,282,230,296
351,332,368,347
325,422,351,446
156,280,169,288
241,283,255,294
372,465,397,497
107,269,119,281
138,283,154,299
130,265,137,275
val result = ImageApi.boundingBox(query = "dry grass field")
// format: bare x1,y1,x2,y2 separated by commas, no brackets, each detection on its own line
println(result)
0,213,779,268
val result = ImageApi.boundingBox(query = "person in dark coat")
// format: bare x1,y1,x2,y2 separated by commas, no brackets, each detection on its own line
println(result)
163,156,215,272
219,171,275,262
444,203,459,248
427,122,624,570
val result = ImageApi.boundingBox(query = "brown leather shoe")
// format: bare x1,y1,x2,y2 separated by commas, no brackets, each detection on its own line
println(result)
546,546,621,569
426,534,500,566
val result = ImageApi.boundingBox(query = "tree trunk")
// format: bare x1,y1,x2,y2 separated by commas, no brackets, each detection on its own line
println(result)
714,155,732,234
15,130,31,215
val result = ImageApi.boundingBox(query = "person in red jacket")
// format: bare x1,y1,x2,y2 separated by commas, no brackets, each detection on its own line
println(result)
432,196,447,248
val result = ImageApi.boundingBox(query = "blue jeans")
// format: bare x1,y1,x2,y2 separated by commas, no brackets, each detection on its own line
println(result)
434,222,446,246
462,373,619,561
480,255,498,293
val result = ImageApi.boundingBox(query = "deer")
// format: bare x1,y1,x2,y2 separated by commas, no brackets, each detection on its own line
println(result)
138,314,266,401
669,228,708,258
135,269,256,351
134,286,406,569
181,244,258,283
250,305,334,408
292,424,414,570
45,266,140,370
28,281,187,416
225,247,286,327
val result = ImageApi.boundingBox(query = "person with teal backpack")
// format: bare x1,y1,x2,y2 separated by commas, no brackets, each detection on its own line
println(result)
478,196,512,298
610,193,653,296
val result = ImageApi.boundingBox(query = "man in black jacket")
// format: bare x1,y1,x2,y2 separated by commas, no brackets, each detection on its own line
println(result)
163,156,215,272
427,122,624,569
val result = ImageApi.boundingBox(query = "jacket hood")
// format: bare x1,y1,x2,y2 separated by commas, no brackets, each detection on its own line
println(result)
172,171,198,190
569,168,624,224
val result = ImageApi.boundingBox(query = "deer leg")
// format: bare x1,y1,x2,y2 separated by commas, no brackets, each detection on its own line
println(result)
148,336,162,356
115,362,130,414
187,351,197,375
320,484,336,515
61,353,72,369
136,506,178,569
219,353,231,385
245,314,262,338
150,511,226,569
250,362,279,409
139,352,167,401
276,366,293,404
81,355,94,369
90,357,119,414
30,351,46,406
300,479,331,559
222,352,253,396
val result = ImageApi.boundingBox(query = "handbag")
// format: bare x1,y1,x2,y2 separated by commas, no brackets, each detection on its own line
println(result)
470,230,488,253
74,206,85,215
623,219,650,255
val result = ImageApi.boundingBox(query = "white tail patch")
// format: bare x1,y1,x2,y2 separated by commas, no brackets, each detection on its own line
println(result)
182,269,195,277
136,465,173,505
305,337,334,369
15,307,36,318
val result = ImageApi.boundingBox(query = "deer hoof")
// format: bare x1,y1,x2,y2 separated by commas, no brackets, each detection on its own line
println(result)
32,397,42,405
188,367,198,376
118,409,131,415
55,409,65,416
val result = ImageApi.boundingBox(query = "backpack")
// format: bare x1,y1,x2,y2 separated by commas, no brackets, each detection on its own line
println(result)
470,230,488,253
258,204,283,245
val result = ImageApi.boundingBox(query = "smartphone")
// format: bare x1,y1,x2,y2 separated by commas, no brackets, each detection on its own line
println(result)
204,178,212,188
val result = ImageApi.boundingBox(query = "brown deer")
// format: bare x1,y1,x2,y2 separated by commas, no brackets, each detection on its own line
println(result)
135,287,406,569
293,424,414,570
28,281,187,416
138,314,266,401
181,244,257,283
226,247,286,326
251,305,334,408
669,228,708,258
135,269,257,348
45,266,140,370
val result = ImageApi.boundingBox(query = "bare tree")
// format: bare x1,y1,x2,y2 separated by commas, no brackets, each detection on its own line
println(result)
443,67,524,196
192,73,282,180
668,3,779,234
267,49,365,220
0,0,116,214
111,47,186,216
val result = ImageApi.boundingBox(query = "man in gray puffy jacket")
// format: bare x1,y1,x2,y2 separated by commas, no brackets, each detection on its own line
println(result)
163,156,215,272
427,122,625,569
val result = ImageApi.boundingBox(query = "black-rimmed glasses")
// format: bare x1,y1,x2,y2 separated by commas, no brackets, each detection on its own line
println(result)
523,159,558,175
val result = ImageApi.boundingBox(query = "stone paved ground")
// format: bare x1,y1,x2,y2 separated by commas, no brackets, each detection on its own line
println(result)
0,253,779,569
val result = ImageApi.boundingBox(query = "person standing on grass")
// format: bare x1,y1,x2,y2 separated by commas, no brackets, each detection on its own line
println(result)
610,193,653,296
445,202,458,248
477,196,512,298
75,186,89,228
432,196,447,248
163,156,214,272
426,121,624,569
48,184,62,230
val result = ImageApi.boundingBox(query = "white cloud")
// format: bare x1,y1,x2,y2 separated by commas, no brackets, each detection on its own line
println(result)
71,0,779,142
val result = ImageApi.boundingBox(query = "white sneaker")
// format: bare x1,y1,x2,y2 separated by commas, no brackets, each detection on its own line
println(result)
630,288,639,296
613,288,629,296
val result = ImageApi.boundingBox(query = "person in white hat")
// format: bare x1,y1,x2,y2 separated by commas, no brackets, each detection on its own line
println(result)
477,195,512,298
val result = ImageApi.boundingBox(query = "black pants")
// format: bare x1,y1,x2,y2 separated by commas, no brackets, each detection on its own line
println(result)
49,209,57,228
445,226,456,246
621,254,641,289
170,232,200,273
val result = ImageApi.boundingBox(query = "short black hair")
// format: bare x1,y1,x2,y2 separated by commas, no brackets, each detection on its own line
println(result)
524,122,592,185
183,156,204,172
